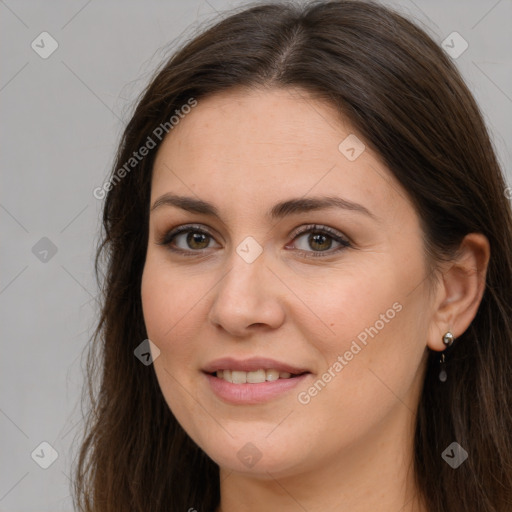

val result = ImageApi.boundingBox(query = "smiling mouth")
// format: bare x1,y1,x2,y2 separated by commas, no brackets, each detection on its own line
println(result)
209,369,308,384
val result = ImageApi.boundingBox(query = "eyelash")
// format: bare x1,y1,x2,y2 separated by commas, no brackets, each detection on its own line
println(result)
156,223,352,259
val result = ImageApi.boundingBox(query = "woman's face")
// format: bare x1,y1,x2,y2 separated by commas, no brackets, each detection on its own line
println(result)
141,87,435,477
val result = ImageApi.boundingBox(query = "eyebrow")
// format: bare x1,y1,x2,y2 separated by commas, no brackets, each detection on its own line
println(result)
150,193,376,220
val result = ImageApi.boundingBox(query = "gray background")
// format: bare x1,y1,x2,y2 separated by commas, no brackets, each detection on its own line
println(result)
1,0,511,510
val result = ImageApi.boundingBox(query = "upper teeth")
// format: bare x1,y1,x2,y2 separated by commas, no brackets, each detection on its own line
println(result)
216,369,293,384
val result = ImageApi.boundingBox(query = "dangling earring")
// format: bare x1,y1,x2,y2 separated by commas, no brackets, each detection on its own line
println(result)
439,331,454,382
438,352,447,382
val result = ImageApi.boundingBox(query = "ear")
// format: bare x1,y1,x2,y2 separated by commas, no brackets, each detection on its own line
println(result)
427,233,490,351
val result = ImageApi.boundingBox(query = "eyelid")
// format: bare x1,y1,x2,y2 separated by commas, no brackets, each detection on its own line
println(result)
156,224,219,248
289,223,350,244
157,223,351,257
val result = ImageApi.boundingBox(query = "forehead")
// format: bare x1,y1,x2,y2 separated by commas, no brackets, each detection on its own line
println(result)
150,87,411,223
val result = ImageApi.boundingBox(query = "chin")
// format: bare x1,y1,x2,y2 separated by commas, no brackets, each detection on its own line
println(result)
191,424,314,477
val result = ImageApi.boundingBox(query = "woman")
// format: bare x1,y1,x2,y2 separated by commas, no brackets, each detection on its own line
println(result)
73,1,512,511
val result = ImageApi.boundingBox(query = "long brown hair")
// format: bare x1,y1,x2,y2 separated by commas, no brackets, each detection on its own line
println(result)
73,1,512,510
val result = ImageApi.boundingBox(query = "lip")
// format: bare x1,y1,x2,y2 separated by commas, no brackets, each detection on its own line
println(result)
202,357,312,405
202,357,310,375
203,372,311,404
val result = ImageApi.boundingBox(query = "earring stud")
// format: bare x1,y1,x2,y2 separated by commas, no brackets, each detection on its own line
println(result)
442,331,454,347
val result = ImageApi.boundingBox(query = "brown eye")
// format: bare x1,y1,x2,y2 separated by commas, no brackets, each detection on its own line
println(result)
290,225,351,258
157,225,220,254
307,232,333,251
183,231,211,250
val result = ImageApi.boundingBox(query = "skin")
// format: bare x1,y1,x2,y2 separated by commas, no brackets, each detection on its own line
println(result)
140,87,489,512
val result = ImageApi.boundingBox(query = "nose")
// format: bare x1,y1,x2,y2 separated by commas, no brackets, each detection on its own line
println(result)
208,244,286,337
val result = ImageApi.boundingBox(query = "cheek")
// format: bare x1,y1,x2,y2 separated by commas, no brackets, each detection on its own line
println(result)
297,254,429,406
141,257,202,348
301,264,403,355
140,261,201,402
140,259,206,421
